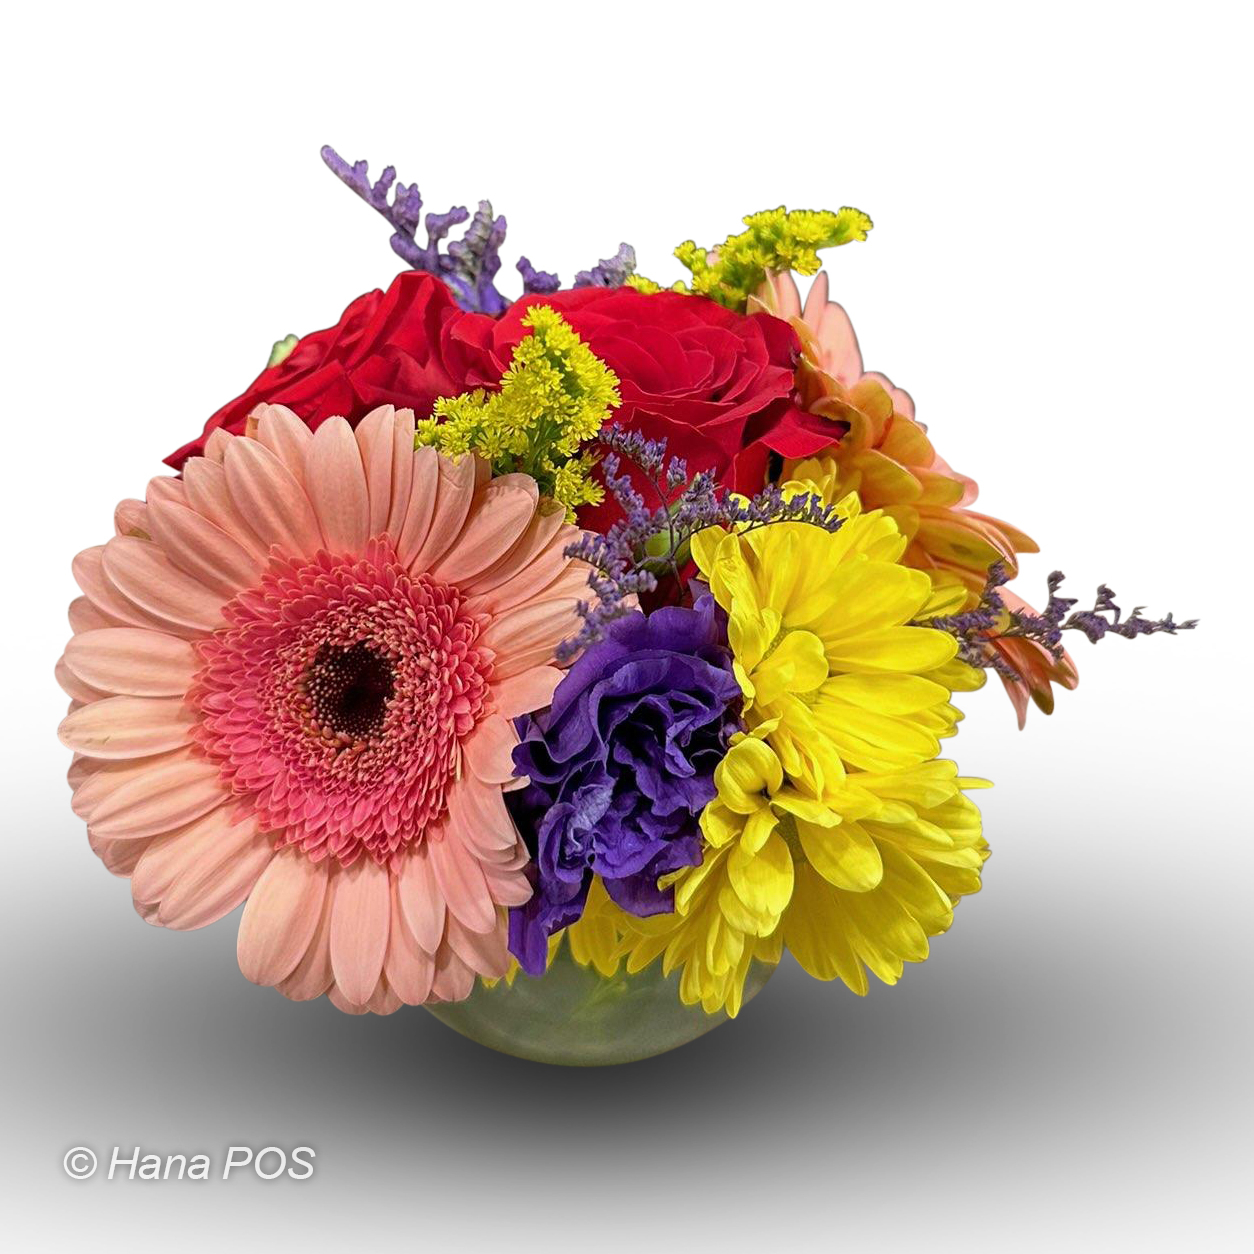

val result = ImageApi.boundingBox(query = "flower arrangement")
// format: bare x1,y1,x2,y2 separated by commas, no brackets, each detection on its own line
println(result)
57,149,1194,1063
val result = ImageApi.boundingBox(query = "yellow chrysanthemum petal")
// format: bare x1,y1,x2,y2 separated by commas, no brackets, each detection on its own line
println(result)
714,737,782,812
770,788,844,828
822,672,950,715
728,829,794,921
727,607,780,678
699,798,744,848
822,626,958,673
740,804,782,855
798,817,884,892
566,878,625,979
784,864,869,992
810,562,933,637
751,629,828,705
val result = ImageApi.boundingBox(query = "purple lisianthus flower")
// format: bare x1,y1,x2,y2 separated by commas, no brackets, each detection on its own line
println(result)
506,595,741,975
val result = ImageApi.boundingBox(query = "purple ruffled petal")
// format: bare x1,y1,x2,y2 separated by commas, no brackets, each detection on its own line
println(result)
507,596,741,966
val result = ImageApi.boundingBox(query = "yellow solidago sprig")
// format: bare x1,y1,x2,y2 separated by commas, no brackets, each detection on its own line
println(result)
415,305,619,520
629,206,874,311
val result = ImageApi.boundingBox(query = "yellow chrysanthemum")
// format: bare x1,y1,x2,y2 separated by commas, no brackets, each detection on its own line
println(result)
608,730,989,1015
567,468,991,1015
689,460,971,794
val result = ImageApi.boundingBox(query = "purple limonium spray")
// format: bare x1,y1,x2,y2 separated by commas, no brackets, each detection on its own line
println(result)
923,563,1198,677
321,146,634,314
558,424,844,661
506,595,741,976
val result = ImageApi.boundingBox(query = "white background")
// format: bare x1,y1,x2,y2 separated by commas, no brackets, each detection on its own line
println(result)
3,2,1250,1250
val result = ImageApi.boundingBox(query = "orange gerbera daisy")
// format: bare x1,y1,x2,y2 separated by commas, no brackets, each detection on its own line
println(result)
58,404,587,1013
753,272,1077,724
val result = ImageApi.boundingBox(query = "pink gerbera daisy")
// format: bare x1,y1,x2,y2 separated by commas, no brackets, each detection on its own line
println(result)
58,404,587,1014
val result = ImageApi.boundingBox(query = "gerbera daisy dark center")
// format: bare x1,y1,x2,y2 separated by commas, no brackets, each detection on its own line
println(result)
303,641,396,742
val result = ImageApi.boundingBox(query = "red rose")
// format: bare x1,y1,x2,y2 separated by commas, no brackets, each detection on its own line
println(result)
487,287,805,526
166,272,495,469
168,275,810,525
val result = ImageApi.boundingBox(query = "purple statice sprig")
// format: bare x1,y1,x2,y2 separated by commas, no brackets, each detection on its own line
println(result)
557,425,843,662
321,146,634,314
321,145,509,314
574,244,638,289
925,563,1198,677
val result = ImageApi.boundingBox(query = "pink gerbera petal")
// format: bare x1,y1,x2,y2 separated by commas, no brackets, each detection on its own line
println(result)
114,498,150,539
63,628,197,697
395,846,446,953
277,876,337,1002
254,404,313,482
384,880,436,1005
58,695,196,760
237,849,329,987
352,405,399,535
222,436,321,557
305,417,370,556
329,859,391,1006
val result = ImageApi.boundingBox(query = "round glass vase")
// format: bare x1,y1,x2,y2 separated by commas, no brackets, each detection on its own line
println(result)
424,947,774,1066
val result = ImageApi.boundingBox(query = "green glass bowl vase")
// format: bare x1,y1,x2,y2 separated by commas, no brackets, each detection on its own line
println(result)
425,948,774,1066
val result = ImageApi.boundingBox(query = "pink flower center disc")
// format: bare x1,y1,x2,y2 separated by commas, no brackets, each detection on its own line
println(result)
190,538,494,867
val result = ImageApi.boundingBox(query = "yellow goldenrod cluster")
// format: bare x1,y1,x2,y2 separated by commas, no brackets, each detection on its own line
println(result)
628,206,874,310
415,305,619,520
